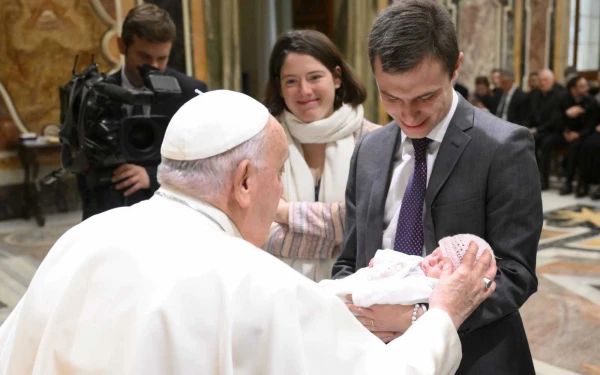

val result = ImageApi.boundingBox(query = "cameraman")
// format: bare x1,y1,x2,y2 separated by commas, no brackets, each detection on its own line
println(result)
78,4,207,220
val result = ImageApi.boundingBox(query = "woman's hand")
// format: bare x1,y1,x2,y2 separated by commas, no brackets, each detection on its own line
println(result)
274,199,290,224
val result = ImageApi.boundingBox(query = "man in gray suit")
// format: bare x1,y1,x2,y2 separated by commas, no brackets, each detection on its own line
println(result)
333,1,542,374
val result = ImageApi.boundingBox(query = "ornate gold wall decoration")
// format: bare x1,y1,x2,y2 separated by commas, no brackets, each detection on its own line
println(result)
0,0,119,157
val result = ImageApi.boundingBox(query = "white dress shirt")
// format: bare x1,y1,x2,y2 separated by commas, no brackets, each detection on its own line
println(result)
382,90,459,254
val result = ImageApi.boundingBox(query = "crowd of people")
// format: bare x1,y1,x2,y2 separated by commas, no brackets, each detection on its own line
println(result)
465,68,600,199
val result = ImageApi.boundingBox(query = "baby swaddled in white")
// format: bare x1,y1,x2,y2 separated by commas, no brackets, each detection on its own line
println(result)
320,250,437,306
319,234,492,307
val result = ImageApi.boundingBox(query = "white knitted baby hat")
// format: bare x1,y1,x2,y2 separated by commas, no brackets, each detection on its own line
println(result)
438,234,493,271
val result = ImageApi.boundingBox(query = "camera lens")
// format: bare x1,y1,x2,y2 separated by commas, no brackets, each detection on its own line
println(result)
128,121,155,152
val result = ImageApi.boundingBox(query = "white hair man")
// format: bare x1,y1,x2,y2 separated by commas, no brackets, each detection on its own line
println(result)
0,90,496,374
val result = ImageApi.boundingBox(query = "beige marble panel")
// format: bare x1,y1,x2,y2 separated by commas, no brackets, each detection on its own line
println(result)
457,0,503,93
528,0,552,72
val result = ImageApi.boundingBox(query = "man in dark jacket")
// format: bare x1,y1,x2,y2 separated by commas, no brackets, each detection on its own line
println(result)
496,70,528,126
528,69,564,190
77,3,207,220
558,76,598,196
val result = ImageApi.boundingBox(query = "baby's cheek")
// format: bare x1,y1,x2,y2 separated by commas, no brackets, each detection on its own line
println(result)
368,259,374,268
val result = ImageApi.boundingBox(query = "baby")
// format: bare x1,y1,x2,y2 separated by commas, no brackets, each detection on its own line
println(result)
319,234,493,307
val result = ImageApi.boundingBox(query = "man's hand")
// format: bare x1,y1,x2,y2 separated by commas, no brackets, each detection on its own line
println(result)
112,164,150,197
346,297,421,342
596,124,600,133
274,199,289,224
565,105,585,118
529,127,536,134
429,242,497,329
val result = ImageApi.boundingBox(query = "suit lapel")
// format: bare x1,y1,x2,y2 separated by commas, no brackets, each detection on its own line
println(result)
423,96,474,252
366,122,400,259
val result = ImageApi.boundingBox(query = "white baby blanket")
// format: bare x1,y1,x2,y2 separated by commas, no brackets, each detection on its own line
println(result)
319,249,438,307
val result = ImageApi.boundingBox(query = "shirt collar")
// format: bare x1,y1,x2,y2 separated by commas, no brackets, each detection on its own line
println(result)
400,89,459,146
120,69,146,91
155,185,243,239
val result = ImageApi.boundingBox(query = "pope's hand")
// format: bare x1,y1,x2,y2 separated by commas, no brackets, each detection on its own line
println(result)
429,242,497,329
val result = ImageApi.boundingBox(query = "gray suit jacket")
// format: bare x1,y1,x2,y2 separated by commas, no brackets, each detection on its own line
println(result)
333,96,542,374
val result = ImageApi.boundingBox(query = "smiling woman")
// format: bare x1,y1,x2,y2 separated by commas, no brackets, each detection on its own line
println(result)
261,30,380,282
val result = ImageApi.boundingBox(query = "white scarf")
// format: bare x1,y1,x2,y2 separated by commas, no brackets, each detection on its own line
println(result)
280,104,364,203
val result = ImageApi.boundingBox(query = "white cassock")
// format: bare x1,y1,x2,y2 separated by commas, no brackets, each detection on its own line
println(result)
0,186,461,375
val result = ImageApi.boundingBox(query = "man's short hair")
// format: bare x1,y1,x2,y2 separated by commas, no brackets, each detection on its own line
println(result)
529,71,538,77
500,70,515,81
121,4,176,49
368,0,458,79
475,76,490,87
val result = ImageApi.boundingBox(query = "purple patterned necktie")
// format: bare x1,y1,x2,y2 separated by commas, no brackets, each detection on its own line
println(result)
393,137,432,255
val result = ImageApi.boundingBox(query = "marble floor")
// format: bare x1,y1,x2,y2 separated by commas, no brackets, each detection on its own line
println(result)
0,191,599,374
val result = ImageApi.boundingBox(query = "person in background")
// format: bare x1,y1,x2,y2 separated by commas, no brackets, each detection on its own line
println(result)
496,70,529,126
453,81,469,100
527,71,540,92
76,4,207,220
262,30,380,282
473,76,498,114
528,69,564,190
558,75,598,196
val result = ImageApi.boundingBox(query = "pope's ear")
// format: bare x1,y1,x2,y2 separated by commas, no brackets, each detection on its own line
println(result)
232,159,252,208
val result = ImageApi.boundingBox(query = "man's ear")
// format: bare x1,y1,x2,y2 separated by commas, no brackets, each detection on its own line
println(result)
452,52,464,82
232,159,252,208
117,37,126,55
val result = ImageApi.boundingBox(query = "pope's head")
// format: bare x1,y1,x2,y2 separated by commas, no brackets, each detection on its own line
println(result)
157,90,288,247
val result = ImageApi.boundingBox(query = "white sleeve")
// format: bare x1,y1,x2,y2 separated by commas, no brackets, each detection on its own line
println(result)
230,268,461,375
386,308,462,375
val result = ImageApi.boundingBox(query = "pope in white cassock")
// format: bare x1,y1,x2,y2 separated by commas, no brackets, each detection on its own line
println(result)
0,90,497,375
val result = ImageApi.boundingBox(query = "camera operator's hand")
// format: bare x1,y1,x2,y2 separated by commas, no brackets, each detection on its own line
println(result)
429,242,497,330
112,164,150,196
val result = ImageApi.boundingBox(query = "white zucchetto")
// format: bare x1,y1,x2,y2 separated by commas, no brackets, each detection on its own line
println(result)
161,90,270,160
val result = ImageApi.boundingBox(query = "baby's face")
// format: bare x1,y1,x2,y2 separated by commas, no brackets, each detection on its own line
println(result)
421,248,444,278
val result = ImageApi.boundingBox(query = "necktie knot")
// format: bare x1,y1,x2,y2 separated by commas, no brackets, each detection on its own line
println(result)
411,137,431,157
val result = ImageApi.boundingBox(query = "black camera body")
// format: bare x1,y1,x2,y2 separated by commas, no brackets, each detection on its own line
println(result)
58,62,181,175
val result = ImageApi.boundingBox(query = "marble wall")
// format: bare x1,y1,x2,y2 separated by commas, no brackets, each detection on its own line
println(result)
528,0,553,73
456,0,505,92
391,0,567,94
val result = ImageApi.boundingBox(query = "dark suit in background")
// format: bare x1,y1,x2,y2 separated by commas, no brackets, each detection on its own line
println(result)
496,86,529,126
77,67,207,220
558,94,599,192
334,96,542,374
454,82,469,100
528,85,565,188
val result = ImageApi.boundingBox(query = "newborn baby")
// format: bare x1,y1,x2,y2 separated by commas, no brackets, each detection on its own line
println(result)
319,234,493,307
